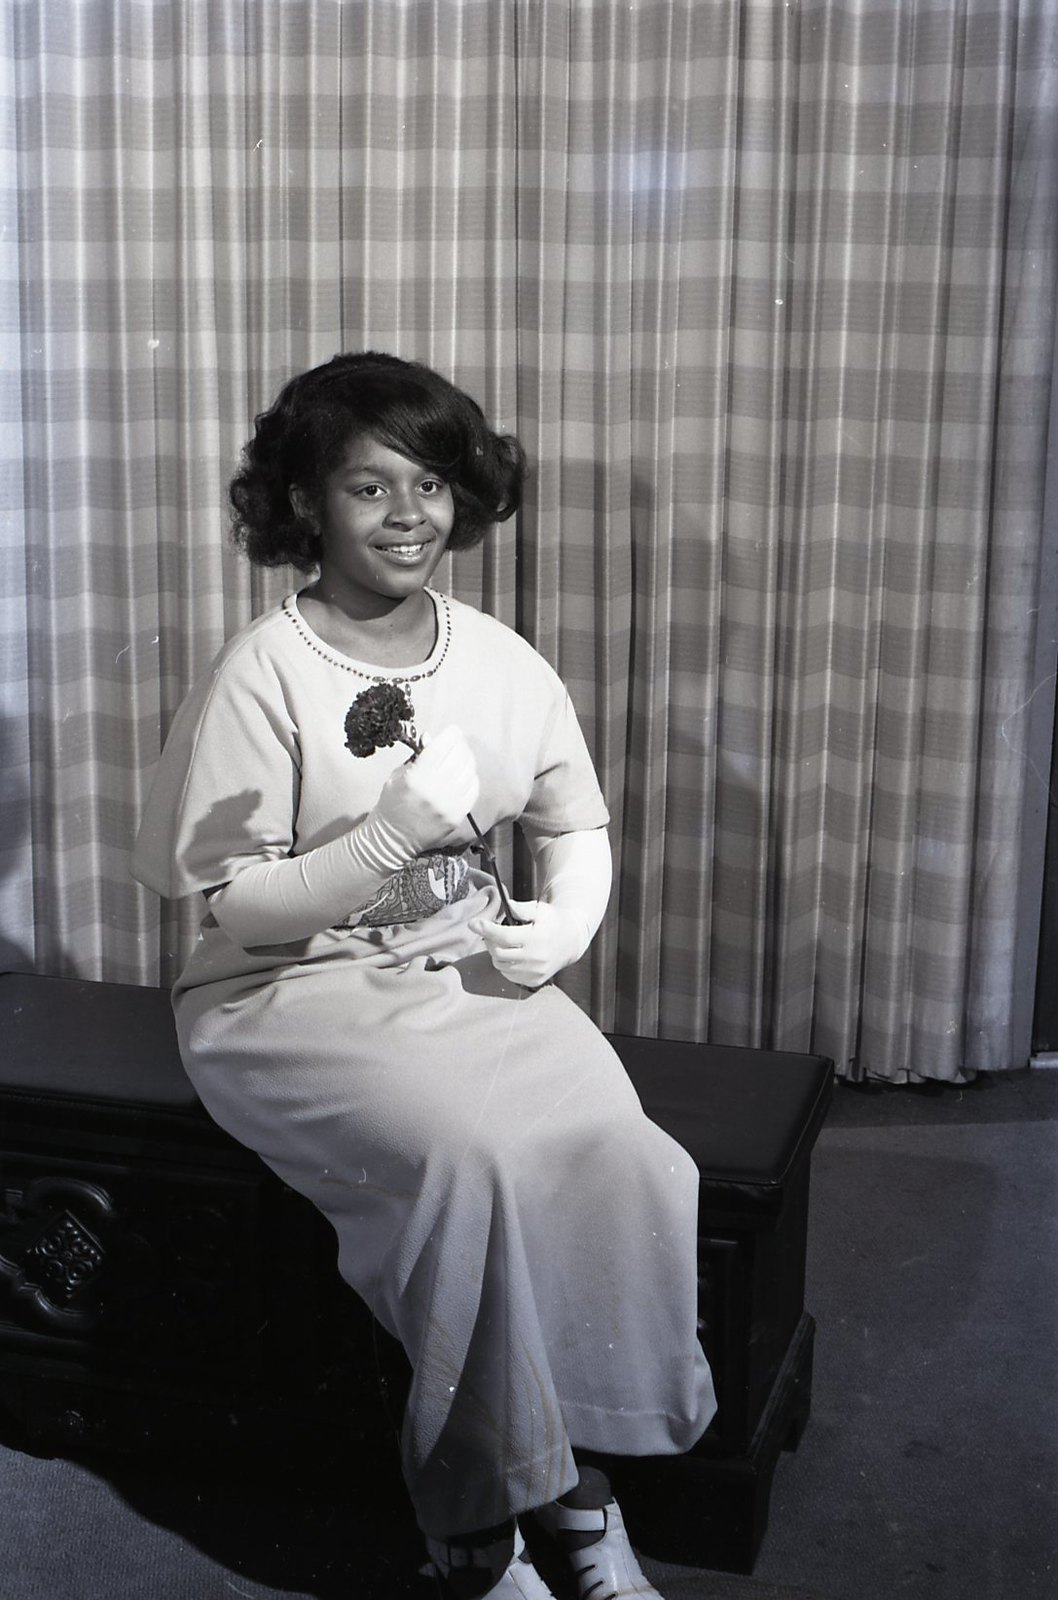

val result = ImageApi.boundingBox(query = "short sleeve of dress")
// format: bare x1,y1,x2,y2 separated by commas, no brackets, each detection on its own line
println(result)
132,642,300,901
517,672,610,847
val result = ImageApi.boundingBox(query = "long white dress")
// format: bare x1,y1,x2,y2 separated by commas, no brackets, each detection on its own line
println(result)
133,589,715,1536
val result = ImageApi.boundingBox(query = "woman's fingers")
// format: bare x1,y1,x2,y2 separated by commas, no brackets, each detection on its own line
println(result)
407,727,480,820
469,919,529,950
374,726,480,850
470,901,538,947
470,901,586,987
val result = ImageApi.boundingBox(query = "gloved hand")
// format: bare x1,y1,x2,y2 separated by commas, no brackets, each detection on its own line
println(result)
373,725,480,854
469,899,592,988
206,726,479,949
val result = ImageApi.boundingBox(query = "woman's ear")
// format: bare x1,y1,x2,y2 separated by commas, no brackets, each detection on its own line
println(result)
290,485,314,527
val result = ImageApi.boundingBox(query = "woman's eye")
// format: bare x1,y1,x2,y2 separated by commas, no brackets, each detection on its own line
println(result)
354,484,385,498
420,479,445,496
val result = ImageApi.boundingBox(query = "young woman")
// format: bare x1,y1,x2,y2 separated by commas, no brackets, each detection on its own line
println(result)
133,352,715,1599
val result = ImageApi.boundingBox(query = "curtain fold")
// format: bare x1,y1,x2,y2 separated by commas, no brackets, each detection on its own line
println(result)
3,0,1055,1079
0,0,32,974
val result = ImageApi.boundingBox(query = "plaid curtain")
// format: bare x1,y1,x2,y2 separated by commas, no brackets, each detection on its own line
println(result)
3,0,1055,1080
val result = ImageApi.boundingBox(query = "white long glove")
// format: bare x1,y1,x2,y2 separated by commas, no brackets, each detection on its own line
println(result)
468,827,611,987
207,726,479,947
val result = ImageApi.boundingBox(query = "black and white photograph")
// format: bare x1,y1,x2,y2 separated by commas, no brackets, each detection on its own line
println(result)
1,4,1055,1599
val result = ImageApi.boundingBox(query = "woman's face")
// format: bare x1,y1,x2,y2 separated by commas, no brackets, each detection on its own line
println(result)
307,433,455,610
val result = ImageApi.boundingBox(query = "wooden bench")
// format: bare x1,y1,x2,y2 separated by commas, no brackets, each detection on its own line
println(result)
0,970,831,1573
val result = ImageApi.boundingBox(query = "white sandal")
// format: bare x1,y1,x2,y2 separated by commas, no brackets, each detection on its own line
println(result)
426,1522,558,1598
532,1497,664,1600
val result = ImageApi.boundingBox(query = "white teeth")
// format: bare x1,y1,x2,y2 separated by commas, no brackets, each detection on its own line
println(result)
379,542,426,554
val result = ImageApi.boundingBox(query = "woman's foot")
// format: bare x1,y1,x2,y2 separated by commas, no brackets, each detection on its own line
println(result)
531,1496,664,1600
427,1522,557,1599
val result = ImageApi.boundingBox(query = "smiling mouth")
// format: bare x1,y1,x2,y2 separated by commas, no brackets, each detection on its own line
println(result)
376,540,431,558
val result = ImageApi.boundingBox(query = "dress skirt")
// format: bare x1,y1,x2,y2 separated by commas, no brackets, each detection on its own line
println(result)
173,903,716,1537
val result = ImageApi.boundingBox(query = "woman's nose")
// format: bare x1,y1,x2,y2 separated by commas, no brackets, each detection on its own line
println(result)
383,488,425,527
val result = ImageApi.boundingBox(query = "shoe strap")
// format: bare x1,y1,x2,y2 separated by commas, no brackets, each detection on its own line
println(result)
550,1503,610,1534
427,1525,524,1576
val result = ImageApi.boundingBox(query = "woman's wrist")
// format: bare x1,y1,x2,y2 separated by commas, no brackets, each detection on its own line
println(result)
538,898,593,962
349,809,422,877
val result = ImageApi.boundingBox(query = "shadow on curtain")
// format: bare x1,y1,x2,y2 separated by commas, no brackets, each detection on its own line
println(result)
3,0,1055,1080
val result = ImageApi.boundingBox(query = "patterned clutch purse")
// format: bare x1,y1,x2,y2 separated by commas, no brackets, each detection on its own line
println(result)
341,851,472,928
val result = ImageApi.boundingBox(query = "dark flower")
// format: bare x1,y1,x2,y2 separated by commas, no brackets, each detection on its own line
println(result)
344,683,419,758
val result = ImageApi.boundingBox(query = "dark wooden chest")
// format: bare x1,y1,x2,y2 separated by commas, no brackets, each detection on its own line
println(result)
0,971,830,1572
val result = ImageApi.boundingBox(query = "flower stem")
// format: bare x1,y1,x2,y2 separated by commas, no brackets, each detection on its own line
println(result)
467,813,525,927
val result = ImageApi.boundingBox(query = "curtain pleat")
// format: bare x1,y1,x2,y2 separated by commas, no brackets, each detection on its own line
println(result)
3,0,1055,1079
0,0,32,975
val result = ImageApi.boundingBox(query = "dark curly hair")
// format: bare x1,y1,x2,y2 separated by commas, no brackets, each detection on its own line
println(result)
229,351,526,571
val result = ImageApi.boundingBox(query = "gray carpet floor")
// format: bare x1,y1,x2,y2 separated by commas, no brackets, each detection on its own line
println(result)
748,1070,1058,1600
4,1069,1056,1600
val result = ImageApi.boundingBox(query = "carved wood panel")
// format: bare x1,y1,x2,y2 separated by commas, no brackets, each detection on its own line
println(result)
0,1152,270,1375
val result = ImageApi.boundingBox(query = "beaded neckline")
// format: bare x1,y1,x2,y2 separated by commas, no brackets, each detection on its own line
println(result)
283,589,452,684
